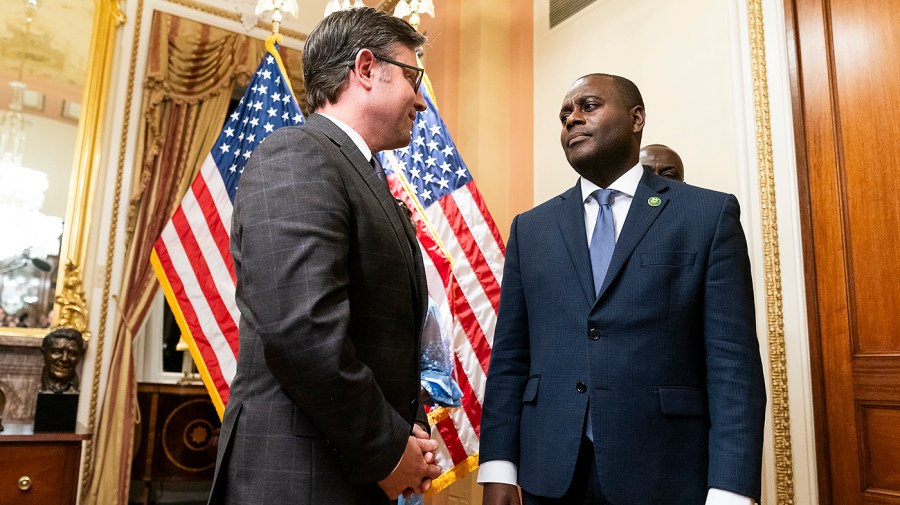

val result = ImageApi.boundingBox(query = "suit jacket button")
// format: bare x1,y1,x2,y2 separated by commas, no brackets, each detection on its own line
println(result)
576,381,587,393
588,328,601,340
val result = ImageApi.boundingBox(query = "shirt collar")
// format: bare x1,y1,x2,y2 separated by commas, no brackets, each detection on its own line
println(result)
580,162,644,203
317,112,373,161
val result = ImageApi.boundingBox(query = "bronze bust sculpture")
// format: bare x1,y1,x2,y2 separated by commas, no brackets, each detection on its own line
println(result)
40,328,84,393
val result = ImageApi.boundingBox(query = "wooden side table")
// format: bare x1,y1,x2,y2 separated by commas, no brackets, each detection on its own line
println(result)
0,424,88,505
132,383,220,505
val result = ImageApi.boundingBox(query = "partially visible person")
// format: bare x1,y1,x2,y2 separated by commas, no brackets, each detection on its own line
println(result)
209,7,440,505
639,143,685,181
478,73,766,505
40,328,84,393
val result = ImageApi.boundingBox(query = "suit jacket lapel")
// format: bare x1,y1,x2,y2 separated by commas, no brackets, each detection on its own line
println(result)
306,114,425,319
556,180,595,303
595,169,670,302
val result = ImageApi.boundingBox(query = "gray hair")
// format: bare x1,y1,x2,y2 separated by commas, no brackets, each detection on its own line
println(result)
302,7,426,111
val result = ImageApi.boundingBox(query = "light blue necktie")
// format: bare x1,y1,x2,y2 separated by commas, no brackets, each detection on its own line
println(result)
586,188,617,443
589,188,618,296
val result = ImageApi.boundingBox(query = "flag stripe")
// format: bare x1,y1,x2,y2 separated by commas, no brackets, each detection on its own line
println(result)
161,223,239,378
431,430,453,477
454,353,482,437
436,415,468,465
388,173,455,289
179,188,240,331
454,184,505,283
153,240,230,397
449,396,480,454
426,206,499,340
201,154,235,228
170,207,240,355
192,161,236,282
453,326,487,405
438,195,500,312
465,182,506,256
449,277,492,374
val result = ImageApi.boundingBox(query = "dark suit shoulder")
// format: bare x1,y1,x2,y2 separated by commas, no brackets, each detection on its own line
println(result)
242,124,344,181
664,179,731,202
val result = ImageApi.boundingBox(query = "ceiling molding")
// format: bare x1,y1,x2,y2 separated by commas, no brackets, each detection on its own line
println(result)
164,0,308,41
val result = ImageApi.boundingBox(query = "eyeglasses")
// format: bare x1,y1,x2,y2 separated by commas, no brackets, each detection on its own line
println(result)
370,53,425,93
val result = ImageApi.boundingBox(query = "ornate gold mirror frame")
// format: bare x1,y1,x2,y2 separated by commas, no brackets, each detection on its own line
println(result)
0,0,122,341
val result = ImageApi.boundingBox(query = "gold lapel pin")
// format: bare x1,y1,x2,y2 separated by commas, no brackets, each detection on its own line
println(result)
648,196,661,207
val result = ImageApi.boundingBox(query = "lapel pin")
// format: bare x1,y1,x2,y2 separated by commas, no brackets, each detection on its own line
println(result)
648,196,661,207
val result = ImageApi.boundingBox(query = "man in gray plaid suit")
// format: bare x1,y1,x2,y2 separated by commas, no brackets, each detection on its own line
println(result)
209,8,440,504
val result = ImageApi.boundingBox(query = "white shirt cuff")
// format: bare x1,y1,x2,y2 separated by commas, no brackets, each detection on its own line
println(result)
706,488,754,505
476,460,518,485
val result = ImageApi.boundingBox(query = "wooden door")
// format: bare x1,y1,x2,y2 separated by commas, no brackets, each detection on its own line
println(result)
787,0,900,503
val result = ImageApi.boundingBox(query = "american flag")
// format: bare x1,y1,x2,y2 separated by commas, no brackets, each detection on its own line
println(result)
379,82,505,493
150,37,304,416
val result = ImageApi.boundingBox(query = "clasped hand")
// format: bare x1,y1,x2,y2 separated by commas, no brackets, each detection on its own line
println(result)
378,424,442,499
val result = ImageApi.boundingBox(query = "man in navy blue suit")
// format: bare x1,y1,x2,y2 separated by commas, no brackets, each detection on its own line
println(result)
478,74,766,505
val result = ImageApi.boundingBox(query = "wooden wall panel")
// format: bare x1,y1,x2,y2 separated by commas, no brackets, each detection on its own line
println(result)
857,404,900,497
830,0,900,355
789,0,900,502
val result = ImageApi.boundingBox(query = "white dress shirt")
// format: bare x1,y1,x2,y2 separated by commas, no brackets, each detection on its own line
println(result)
318,112,373,162
478,164,753,505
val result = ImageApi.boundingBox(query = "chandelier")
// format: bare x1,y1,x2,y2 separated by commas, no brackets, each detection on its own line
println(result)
323,0,365,17
393,0,434,29
322,0,433,30
254,0,299,34
0,0,37,170
0,0,63,263
0,81,26,169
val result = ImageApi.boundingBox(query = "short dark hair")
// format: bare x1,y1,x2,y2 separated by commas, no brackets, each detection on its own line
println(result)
43,328,84,352
581,73,644,109
302,7,426,111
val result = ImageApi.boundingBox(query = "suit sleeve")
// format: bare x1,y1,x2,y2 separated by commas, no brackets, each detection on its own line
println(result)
703,194,767,502
479,216,532,465
232,128,408,484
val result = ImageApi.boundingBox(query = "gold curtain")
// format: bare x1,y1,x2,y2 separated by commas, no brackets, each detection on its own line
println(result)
83,12,278,504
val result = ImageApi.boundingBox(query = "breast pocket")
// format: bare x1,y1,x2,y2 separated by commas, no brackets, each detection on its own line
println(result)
638,251,698,313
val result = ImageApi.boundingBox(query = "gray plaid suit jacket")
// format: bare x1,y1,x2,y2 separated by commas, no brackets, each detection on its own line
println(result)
480,171,766,504
209,114,428,505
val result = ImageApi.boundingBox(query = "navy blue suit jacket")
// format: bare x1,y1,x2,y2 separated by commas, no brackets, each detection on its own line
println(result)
480,170,766,504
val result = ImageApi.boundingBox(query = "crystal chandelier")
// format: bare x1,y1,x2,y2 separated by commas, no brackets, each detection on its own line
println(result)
0,82,26,169
323,0,365,17
254,0,299,34
0,0,38,169
393,0,434,29
0,0,63,263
